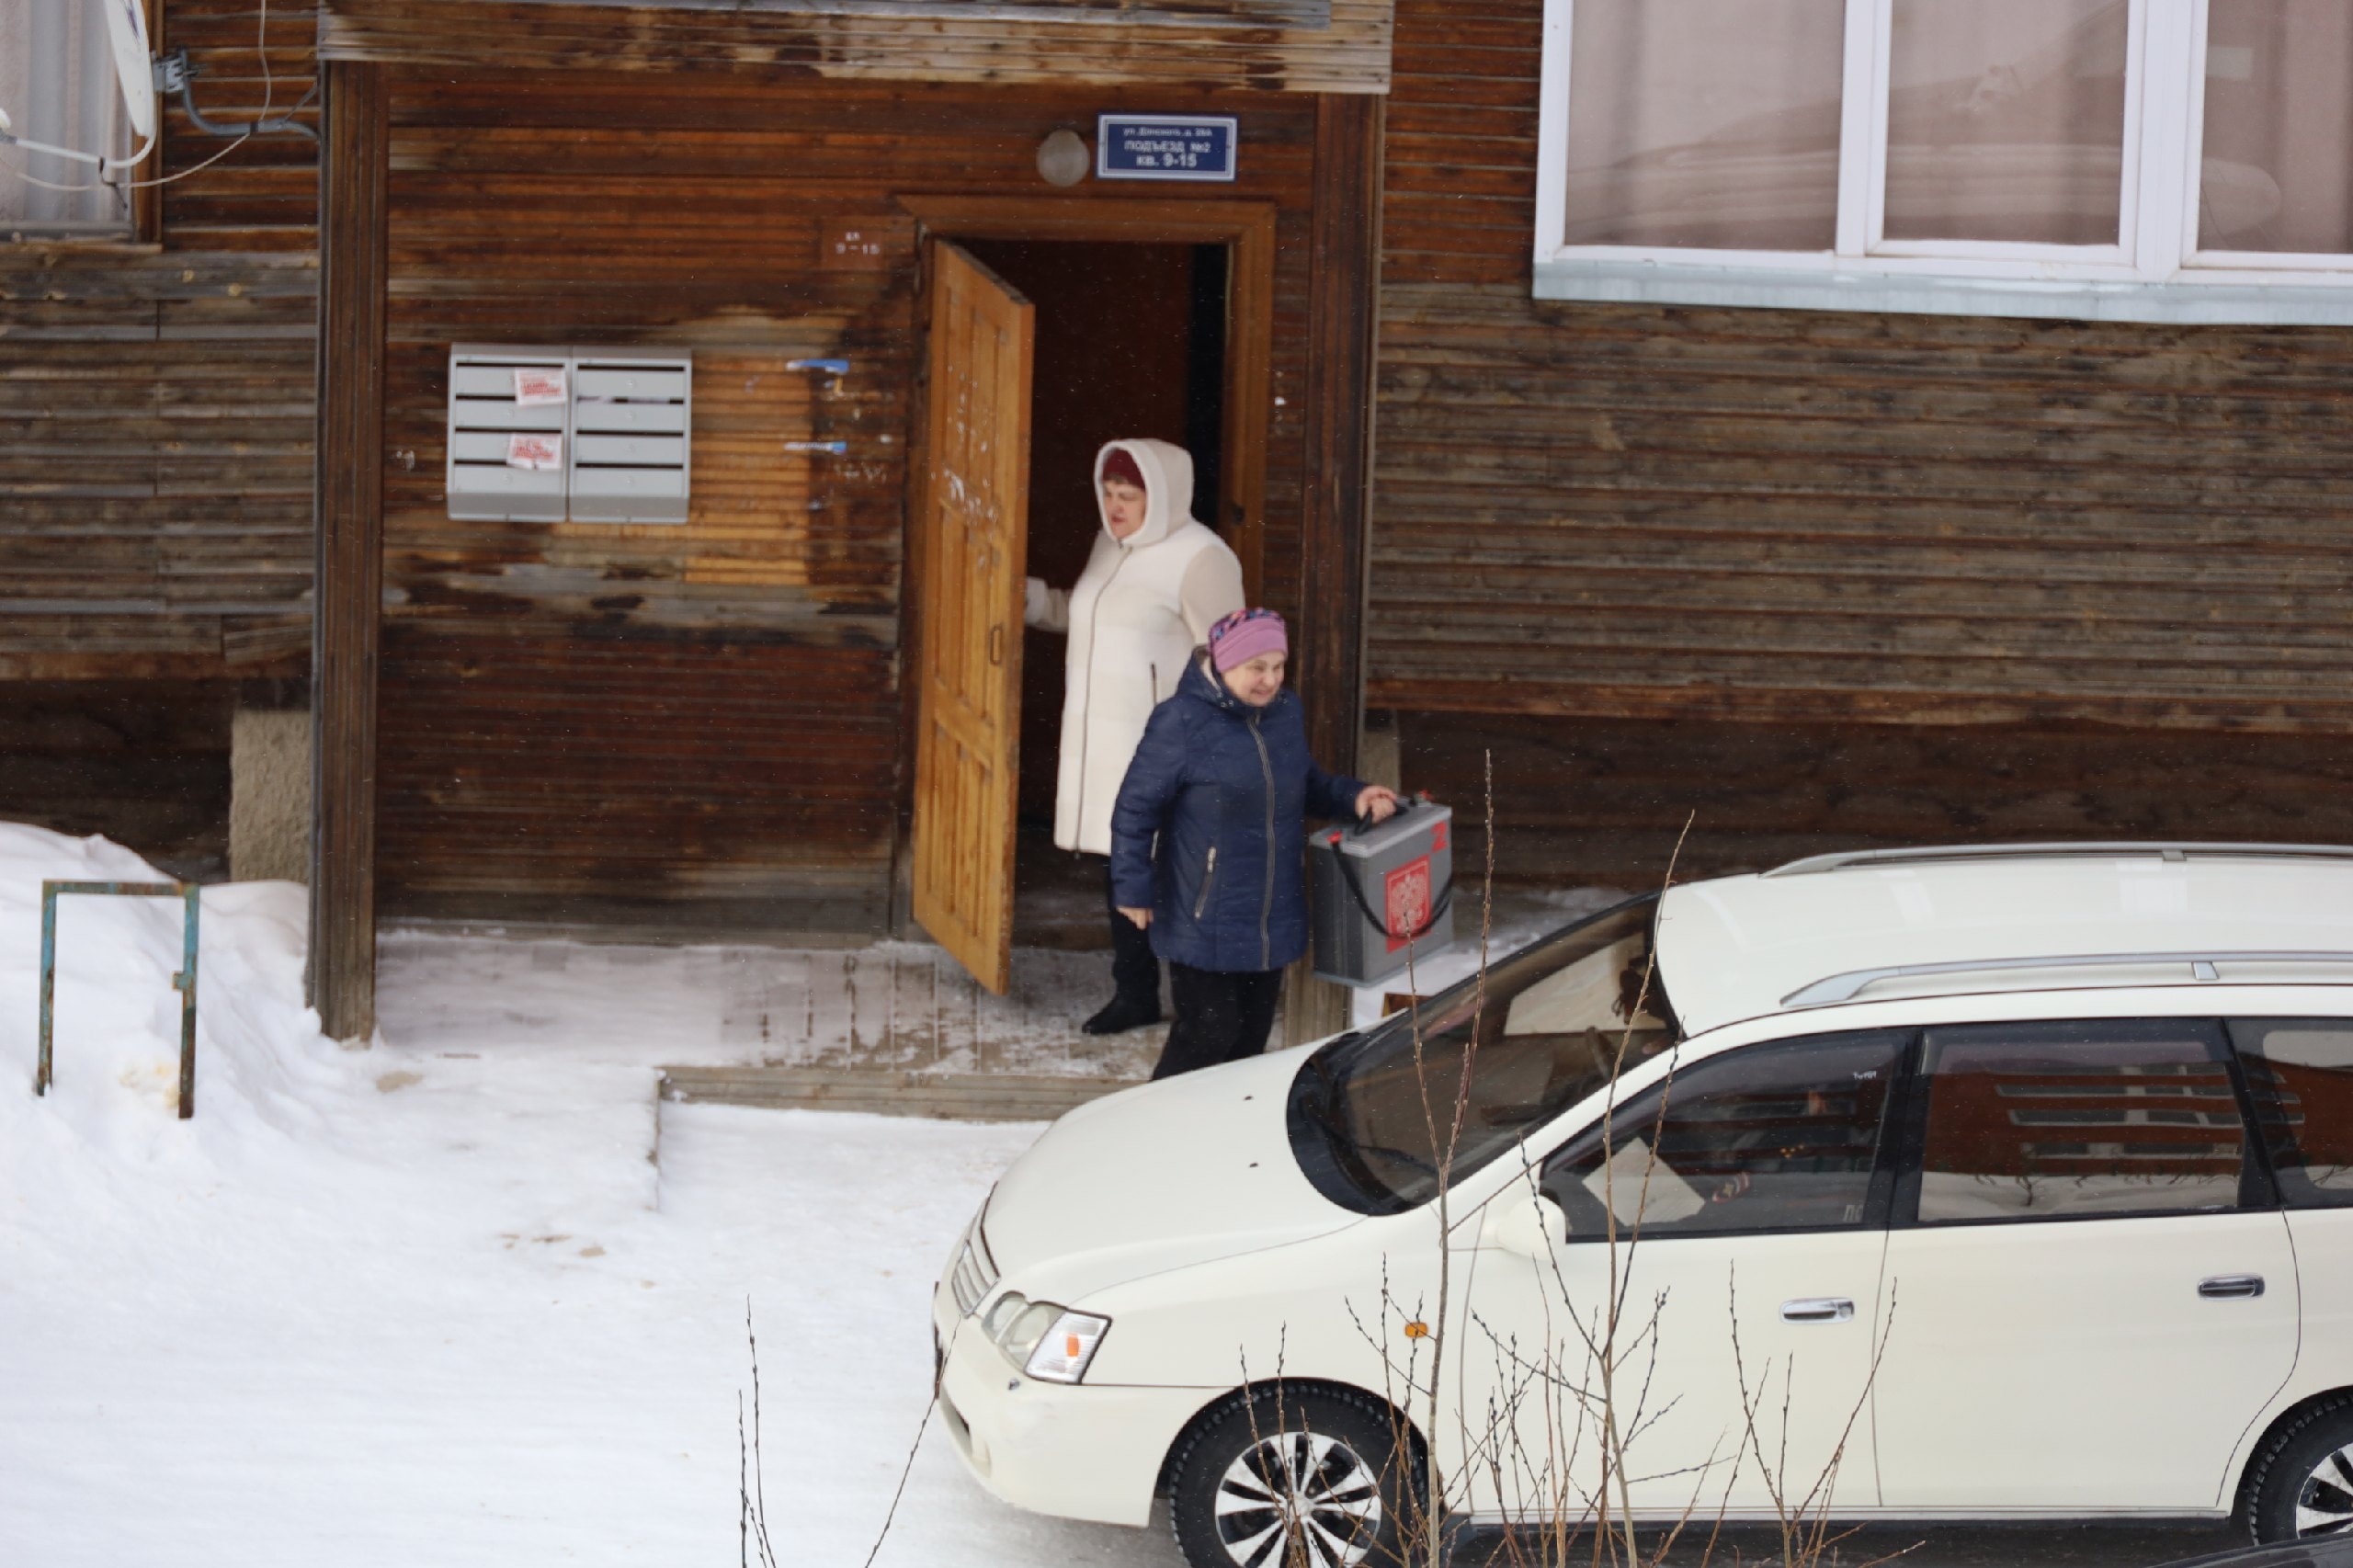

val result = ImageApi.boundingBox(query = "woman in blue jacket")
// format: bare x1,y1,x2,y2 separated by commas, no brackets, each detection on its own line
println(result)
1109,608,1398,1079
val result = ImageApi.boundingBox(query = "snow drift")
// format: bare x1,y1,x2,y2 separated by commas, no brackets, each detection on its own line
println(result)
0,822,1177,1567
0,823,356,1183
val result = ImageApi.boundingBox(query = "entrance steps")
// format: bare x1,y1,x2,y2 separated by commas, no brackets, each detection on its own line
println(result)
379,926,1174,1123
658,1064,1142,1122
646,938,1167,1120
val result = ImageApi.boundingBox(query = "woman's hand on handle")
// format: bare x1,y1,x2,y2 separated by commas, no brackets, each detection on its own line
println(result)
1119,905,1154,929
1355,785,1400,824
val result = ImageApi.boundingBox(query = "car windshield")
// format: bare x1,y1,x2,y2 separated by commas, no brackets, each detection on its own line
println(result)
1288,894,1677,1215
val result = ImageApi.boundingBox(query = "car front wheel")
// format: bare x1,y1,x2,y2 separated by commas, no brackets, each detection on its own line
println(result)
2245,1398,2353,1542
1166,1385,1424,1568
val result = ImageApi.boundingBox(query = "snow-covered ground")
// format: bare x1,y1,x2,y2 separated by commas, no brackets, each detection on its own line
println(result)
0,823,1188,1566
0,816,1629,1566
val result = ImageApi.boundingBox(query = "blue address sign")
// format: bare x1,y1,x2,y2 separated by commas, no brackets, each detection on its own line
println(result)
1097,115,1239,183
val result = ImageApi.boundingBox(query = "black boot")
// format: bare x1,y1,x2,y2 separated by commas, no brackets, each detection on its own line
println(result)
1084,992,1164,1035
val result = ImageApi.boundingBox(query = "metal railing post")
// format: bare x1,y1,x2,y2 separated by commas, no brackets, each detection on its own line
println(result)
176,882,200,1117
36,886,57,1097
35,880,202,1119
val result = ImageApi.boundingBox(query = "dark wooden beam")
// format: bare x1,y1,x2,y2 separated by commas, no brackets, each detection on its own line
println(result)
1287,90,1384,1045
1299,90,1383,778
309,60,388,1041
314,0,1389,94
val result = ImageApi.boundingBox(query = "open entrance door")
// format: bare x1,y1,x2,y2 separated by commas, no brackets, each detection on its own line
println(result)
911,243,1034,994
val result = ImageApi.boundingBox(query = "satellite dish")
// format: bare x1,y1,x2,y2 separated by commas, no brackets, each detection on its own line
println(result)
97,0,157,145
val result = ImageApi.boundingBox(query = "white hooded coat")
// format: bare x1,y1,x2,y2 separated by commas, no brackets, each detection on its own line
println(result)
1024,438,1245,857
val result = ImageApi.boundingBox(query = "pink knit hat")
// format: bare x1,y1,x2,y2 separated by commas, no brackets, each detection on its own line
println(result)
1209,608,1288,672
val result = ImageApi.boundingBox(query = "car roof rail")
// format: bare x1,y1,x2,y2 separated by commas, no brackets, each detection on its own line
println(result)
1782,949,2353,1009
1764,842,2353,878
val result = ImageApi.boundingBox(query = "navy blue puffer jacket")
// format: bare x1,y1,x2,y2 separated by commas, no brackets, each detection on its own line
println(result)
1108,656,1367,973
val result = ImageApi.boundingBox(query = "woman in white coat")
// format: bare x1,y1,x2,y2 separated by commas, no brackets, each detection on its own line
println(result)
1026,437,1245,1034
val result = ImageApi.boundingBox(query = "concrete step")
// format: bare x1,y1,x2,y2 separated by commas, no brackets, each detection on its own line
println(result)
658,1064,1144,1123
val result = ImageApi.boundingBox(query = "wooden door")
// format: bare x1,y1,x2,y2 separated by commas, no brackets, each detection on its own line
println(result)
911,244,1034,994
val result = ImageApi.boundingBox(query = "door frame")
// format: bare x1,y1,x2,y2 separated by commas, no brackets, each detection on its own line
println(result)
892,193,1280,937
897,194,1278,601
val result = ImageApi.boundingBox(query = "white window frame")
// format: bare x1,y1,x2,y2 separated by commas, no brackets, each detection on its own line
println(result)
1532,0,2353,324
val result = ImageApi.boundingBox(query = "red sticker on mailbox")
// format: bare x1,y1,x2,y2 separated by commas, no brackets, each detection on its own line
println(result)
506,433,563,471
513,367,567,407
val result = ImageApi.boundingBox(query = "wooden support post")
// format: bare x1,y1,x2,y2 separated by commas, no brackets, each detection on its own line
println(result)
309,61,388,1042
1286,91,1385,1049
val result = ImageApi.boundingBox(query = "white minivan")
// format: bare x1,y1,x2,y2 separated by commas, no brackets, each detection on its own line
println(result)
931,845,2353,1568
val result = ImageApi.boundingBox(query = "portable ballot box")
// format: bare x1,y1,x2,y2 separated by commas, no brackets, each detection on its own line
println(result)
1311,799,1455,987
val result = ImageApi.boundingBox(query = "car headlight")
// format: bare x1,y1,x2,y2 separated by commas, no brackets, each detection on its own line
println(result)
1022,1311,1110,1383
980,1290,1032,1342
979,1291,1111,1384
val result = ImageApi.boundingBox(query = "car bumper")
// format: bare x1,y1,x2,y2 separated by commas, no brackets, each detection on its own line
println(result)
933,1306,1213,1528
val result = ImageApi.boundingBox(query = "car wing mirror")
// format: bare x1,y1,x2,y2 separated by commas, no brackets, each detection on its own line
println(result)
1481,1186,1568,1258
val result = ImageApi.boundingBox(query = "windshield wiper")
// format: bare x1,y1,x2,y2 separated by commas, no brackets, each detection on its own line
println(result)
1290,1037,1417,1212
1301,1049,1355,1150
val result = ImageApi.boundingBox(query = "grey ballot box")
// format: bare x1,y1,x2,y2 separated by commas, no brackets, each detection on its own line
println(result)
1310,800,1455,988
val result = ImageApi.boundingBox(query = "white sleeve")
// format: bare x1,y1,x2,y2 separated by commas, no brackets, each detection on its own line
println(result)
1024,576,1070,633
1176,544,1246,642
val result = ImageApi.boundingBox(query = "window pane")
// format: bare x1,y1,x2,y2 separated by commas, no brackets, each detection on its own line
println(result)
1562,0,1846,250
1541,1032,1902,1239
2199,1,2353,254
1882,0,2129,246
2232,1020,2353,1207
0,0,132,233
1916,1024,2246,1223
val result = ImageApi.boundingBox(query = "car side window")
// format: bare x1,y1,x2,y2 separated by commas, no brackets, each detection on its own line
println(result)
1539,1031,1905,1241
2230,1018,2353,1209
1907,1020,2252,1225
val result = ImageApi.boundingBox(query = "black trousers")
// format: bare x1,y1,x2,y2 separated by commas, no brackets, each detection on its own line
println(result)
1152,963,1284,1080
1103,858,1162,1005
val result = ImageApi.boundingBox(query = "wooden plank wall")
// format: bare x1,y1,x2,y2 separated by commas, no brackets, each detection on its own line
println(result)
0,2,320,686
0,4,317,866
163,0,325,252
1371,0,2353,881
369,73,1323,930
1401,711,2353,891
363,0,1337,27
320,0,1390,94
0,249,315,680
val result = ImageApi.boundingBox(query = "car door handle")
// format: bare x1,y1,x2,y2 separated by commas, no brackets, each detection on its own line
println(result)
1780,1298,1856,1324
2199,1275,2266,1300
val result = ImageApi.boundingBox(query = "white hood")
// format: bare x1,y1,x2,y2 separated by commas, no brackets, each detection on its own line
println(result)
1049,437,1242,856
1094,437,1197,549
980,1048,1359,1306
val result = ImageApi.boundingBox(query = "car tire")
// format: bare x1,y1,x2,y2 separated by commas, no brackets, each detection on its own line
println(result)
2244,1396,2353,1543
1166,1384,1424,1568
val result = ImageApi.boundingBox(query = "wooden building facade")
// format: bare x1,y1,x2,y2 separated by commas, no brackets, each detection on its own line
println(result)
23,0,2353,1046
304,0,1393,1034
1369,0,2353,891
2,1,319,879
